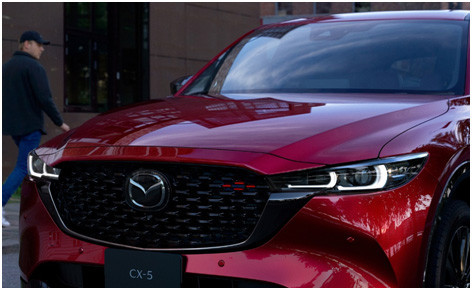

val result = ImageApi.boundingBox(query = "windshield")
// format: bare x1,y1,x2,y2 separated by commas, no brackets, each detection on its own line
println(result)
183,20,467,96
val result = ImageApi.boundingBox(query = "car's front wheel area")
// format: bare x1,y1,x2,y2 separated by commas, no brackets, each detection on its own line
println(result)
425,200,470,287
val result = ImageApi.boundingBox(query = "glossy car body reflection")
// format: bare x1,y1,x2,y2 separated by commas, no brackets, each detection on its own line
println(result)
20,10,469,287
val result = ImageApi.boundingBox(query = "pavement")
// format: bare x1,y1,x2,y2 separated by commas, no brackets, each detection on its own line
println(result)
2,201,20,254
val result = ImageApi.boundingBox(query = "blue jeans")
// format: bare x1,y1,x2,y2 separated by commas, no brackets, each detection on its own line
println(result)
2,130,42,207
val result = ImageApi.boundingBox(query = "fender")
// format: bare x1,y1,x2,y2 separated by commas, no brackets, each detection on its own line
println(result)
379,97,469,285
421,155,469,285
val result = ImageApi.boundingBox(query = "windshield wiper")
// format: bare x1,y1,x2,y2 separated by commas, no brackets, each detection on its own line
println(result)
181,92,229,100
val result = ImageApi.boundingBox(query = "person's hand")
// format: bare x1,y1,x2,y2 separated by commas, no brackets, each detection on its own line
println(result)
60,123,71,132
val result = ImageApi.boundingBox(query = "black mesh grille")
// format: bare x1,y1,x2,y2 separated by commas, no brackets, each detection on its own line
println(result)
49,162,271,249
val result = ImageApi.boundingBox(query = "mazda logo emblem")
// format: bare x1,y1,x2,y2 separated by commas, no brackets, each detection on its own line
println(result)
125,170,170,211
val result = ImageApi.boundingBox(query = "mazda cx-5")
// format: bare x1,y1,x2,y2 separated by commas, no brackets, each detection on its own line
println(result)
20,10,469,287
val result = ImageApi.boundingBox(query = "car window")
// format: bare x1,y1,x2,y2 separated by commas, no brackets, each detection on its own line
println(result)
184,20,467,96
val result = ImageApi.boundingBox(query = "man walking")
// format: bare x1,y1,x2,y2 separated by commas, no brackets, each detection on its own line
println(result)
2,31,70,226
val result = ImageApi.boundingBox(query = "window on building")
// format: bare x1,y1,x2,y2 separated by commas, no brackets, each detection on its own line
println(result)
315,3,331,15
277,2,293,16
64,3,149,113
449,2,463,9
354,3,371,12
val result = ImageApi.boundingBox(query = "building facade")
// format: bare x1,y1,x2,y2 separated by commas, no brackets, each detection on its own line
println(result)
2,2,260,180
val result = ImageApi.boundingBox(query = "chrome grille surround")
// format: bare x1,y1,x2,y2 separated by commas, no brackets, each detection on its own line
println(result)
47,162,272,250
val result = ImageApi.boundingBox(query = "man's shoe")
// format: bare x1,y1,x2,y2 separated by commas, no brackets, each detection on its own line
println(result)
2,208,10,227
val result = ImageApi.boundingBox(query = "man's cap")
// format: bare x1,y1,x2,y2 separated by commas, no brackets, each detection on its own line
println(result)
19,31,50,45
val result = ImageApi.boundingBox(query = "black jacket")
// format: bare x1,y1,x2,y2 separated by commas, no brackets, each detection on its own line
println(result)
3,51,63,136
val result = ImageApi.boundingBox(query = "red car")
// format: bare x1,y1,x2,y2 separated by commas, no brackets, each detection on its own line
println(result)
21,10,469,287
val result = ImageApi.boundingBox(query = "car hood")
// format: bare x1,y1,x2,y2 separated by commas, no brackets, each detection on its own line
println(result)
50,93,448,165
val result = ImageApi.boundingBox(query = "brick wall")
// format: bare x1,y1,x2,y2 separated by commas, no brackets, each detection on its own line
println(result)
293,3,314,15
331,3,355,13
260,3,276,16
149,3,260,101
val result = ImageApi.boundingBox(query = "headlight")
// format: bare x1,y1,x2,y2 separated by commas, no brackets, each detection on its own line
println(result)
27,151,61,180
269,152,428,193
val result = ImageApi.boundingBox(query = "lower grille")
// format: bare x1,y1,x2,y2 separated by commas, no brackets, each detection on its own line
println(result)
49,162,271,249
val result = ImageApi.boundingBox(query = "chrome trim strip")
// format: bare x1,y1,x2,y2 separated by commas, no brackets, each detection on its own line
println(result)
287,171,337,189
269,191,316,201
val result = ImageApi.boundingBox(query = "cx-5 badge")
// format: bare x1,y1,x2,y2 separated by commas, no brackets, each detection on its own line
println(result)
125,170,170,211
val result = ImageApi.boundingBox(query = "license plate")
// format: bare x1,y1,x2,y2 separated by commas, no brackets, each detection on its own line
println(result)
105,248,182,288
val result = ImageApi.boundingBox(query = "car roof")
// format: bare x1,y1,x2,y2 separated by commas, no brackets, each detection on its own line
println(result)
268,10,470,28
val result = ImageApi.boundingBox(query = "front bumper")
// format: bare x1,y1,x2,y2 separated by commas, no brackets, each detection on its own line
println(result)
20,164,438,287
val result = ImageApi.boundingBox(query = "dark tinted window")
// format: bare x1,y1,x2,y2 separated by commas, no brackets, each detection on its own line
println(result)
64,3,149,112
184,20,467,96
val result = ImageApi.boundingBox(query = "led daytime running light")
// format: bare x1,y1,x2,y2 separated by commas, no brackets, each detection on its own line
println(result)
27,152,60,180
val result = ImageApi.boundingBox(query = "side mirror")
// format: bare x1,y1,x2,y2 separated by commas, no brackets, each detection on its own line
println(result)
170,75,192,95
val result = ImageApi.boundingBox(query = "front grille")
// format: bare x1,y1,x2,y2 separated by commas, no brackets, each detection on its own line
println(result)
48,162,271,249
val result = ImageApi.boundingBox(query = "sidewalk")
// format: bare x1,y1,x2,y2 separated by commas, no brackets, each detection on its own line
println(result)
2,202,20,254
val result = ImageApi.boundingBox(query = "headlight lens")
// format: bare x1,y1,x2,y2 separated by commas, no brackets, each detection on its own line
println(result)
27,151,60,180
270,152,428,193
